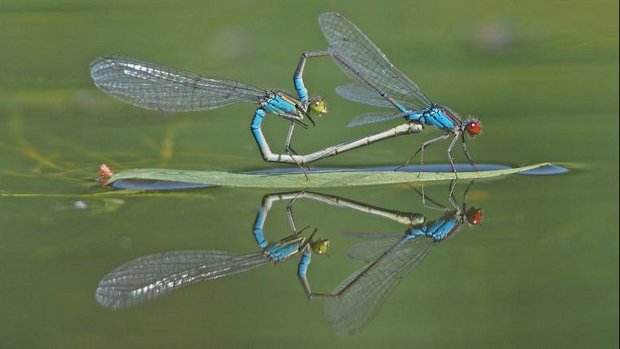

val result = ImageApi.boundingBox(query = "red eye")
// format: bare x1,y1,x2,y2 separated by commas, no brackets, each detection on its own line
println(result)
466,208,483,225
466,121,482,136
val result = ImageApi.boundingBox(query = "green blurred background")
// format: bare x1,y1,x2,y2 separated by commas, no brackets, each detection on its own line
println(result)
0,0,617,348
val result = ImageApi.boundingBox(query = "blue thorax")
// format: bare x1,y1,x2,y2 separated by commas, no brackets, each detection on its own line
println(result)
265,240,303,262
403,105,460,132
405,217,459,242
262,94,297,115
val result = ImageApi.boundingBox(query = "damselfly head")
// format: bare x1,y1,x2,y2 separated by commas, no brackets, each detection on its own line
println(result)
465,207,483,225
311,238,330,255
309,96,328,115
464,119,482,137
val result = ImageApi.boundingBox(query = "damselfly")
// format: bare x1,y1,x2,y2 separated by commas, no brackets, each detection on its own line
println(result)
90,56,328,167
294,13,482,173
90,56,421,167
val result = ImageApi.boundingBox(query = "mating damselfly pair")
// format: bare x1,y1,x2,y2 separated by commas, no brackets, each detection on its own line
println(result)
90,12,482,173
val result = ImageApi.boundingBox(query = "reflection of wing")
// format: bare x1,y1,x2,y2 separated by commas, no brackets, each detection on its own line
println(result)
90,56,267,112
319,12,432,111
342,232,402,262
325,235,434,335
96,250,267,310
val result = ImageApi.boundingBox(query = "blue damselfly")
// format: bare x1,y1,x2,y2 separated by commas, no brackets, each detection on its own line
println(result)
294,13,482,173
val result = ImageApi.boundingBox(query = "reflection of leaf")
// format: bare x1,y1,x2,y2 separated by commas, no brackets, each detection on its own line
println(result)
108,163,553,189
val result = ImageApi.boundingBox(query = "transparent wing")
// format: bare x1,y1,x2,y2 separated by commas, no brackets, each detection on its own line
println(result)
96,250,268,310
90,56,268,112
342,232,402,262
342,231,404,239
336,83,394,108
325,236,434,335
346,111,408,128
319,12,432,110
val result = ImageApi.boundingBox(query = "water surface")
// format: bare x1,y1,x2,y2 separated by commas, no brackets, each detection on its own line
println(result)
0,1,617,348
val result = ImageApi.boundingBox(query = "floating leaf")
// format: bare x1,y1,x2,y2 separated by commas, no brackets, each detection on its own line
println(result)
107,163,559,189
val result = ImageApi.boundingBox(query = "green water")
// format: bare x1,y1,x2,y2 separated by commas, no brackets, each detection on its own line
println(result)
0,0,617,348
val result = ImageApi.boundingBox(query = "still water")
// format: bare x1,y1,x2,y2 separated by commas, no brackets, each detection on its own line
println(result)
0,0,617,348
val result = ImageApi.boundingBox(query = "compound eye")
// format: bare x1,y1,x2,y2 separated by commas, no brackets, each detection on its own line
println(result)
466,121,482,136
310,98,328,114
466,208,483,225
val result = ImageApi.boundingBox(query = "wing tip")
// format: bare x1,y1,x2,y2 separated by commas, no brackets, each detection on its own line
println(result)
89,56,124,81
319,12,343,24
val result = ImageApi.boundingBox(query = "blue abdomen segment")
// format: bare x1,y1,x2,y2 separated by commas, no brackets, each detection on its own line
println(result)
250,108,267,149
252,208,268,249
294,77,308,103
425,218,457,241
297,250,311,277
263,95,297,115
406,107,457,131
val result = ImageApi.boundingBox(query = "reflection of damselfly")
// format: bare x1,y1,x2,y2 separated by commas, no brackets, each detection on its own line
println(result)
95,200,329,310
248,184,482,334
295,13,482,173
96,183,483,335
280,183,483,335
90,56,421,167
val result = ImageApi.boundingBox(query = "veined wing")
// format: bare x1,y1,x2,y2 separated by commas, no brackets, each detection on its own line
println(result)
337,84,415,127
342,232,403,262
336,83,394,108
90,56,267,112
96,250,268,310
319,12,432,110
346,111,408,128
325,236,434,334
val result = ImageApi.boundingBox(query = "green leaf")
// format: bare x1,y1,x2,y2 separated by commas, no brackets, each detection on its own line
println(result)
107,163,555,189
